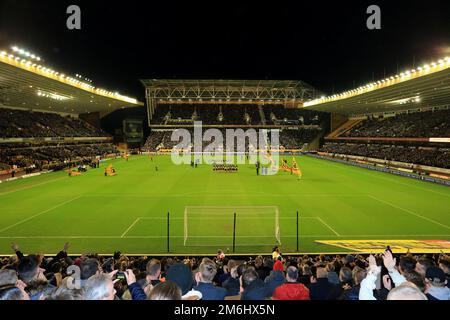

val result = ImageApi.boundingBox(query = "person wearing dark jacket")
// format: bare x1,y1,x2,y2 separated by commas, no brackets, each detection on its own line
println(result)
438,259,450,289
241,268,267,300
123,269,147,300
264,270,285,297
327,266,353,300
343,267,367,300
308,267,335,300
222,265,240,296
194,258,226,300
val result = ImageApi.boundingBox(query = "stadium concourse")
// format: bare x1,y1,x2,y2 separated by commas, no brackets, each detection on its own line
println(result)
1,48,450,302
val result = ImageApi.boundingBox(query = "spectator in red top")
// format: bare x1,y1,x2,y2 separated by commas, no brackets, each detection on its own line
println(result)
272,266,310,300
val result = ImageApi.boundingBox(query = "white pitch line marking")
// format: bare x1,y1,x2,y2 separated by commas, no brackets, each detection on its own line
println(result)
316,217,341,236
0,234,448,239
315,157,450,198
0,195,83,234
120,218,141,238
0,176,67,196
368,195,450,230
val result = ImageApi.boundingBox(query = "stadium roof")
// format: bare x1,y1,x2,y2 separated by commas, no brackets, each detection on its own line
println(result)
0,47,143,115
141,80,322,120
302,56,450,116
141,79,319,100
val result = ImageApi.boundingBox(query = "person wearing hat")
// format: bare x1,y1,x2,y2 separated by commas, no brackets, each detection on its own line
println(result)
166,263,202,300
424,267,450,300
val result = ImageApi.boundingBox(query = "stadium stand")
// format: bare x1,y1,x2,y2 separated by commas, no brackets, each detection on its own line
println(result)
1,245,449,300
0,108,109,138
142,128,322,151
264,105,320,125
321,143,450,169
318,108,450,170
0,108,119,174
345,109,450,138
143,103,325,151
0,142,119,170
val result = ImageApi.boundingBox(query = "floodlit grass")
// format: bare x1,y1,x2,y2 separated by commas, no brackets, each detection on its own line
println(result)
0,155,449,255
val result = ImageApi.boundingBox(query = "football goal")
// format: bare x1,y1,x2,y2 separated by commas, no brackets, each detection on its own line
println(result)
183,206,281,250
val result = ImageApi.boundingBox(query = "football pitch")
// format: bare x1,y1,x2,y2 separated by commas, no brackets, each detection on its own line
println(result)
0,155,449,255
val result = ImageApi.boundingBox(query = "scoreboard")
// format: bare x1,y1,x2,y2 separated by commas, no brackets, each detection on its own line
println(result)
123,118,143,144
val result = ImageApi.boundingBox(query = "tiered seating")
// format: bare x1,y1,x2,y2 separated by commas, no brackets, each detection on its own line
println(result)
280,129,321,149
264,106,320,125
143,128,321,151
0,108,109,138
150,104,266,125
321,143,450,169
346,109,450,138
0,143,119,169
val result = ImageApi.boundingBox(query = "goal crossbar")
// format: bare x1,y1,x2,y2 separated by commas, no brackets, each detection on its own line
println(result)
183,206,280,246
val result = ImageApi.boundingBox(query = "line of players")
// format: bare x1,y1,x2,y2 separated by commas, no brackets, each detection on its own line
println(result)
212,163,238,172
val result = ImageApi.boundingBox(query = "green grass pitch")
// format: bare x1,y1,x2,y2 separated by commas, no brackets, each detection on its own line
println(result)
0,155,449,255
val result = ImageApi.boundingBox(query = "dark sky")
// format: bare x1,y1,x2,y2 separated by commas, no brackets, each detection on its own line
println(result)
1,0,450,100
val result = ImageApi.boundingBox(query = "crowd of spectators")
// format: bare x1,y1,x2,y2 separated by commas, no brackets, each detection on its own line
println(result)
150,104,324,126
0,143,119,170
321,143,450,169
264,106,322,126
0,108,109,138
279,129,321,149
346,109,450,138
1,244,449,300
151,104,263,125
143,129,322,151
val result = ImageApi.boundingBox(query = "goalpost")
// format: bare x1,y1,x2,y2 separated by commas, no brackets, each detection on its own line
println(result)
183,206,281,249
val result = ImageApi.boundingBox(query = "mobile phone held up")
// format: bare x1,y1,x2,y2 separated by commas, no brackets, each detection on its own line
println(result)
115,272,126,281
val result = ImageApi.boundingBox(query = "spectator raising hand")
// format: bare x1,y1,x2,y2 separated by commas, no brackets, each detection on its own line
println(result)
382,250,397,272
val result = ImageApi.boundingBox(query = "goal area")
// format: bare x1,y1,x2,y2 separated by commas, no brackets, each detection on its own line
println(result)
183,206,281,251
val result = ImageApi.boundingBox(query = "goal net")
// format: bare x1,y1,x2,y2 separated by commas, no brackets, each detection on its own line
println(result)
183,206,281,250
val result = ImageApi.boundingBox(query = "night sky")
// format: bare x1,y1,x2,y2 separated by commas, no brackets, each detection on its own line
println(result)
1,0,450,101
